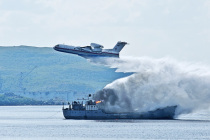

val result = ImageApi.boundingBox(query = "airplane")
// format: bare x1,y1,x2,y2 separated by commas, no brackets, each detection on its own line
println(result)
53,41,127,58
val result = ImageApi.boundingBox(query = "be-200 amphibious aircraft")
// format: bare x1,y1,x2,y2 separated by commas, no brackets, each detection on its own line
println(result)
53,41,127,58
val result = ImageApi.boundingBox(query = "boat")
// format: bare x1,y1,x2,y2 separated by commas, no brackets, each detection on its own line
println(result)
62,98,177,120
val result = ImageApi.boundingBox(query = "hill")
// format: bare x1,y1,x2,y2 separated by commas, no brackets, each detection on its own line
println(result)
0,46,130,105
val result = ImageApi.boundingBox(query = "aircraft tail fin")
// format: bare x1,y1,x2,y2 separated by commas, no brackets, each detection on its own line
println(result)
113,41,128,52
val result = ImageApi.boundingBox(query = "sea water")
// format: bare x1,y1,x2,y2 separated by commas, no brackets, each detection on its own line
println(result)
0,106,210,140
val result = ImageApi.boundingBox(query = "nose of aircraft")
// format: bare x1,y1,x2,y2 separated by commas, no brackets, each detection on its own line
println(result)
53,45,59,50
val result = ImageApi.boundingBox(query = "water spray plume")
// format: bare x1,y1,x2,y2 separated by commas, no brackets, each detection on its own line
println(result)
92,57,210,116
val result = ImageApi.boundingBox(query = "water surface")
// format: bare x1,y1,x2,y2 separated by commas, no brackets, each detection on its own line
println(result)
0,106,210,139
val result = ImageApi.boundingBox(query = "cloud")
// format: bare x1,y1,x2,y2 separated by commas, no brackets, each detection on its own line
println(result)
0,0,146,46
0,0,210,65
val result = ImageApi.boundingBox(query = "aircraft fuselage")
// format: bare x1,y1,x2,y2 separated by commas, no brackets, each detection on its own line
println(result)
53,41,127,58
54,44,119,58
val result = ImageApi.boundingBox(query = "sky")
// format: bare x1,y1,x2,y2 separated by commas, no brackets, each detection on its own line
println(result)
0,0,210,64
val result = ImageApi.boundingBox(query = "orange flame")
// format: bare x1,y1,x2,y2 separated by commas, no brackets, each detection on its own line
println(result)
96,101,102,104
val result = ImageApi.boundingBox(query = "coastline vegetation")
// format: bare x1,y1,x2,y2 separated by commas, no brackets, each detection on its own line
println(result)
0,93,62,106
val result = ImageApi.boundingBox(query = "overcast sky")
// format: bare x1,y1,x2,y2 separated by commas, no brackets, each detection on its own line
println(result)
0,0,210,63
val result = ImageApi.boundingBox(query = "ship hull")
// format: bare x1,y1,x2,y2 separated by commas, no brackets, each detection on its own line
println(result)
63,106,177,120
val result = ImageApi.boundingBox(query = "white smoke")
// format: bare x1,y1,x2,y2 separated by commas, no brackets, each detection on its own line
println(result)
92,57,210,116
